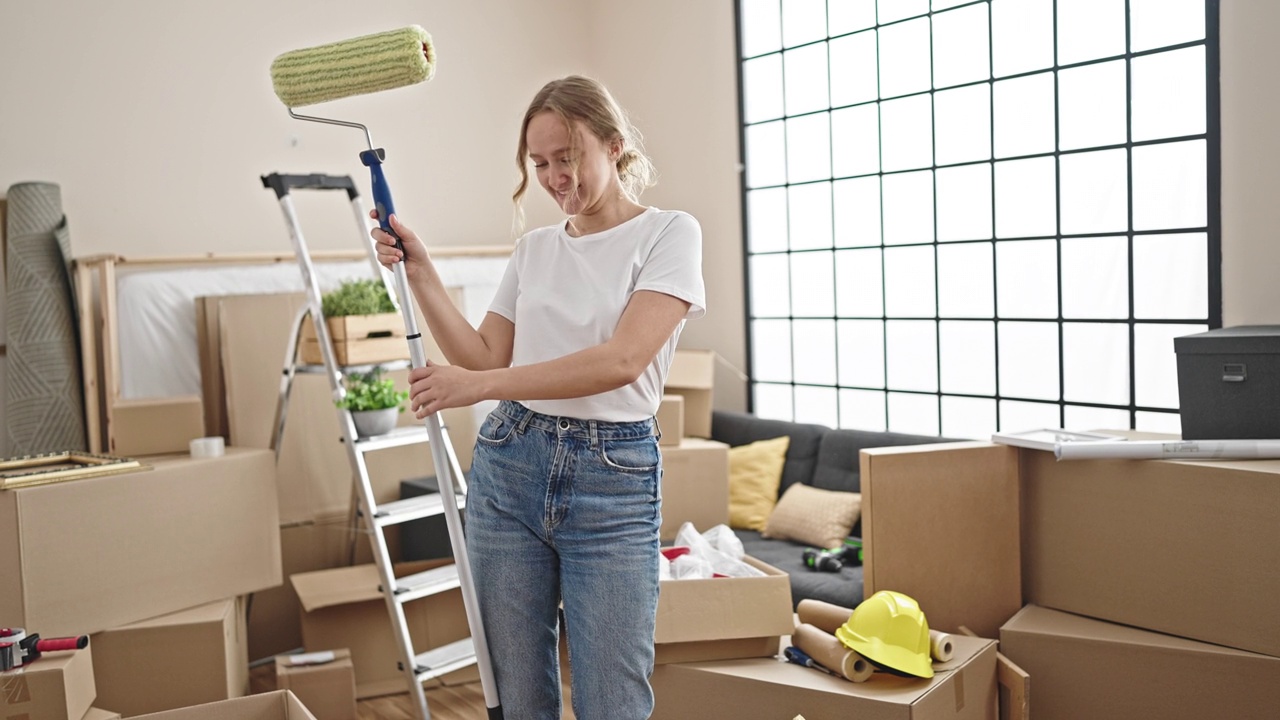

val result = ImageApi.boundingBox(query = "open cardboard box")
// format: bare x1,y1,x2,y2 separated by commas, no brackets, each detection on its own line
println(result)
0,645,95,720
655,555,793,664
651,634,998,719
0,448,281,636
132,690,317,720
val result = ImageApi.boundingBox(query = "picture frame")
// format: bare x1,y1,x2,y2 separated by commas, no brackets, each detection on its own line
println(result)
0,451,148,490
990,428,1127,453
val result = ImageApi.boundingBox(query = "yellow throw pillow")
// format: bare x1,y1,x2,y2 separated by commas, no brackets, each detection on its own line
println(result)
763,484,861,549
728,436,790,531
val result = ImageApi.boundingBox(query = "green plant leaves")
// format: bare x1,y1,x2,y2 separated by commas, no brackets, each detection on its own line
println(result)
322,278,396,318
335,369,409,411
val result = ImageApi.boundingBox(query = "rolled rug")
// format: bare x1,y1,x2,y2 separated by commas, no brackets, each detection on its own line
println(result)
5,181,86,455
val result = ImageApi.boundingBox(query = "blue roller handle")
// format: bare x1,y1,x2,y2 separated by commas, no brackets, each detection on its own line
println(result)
360,149,401,249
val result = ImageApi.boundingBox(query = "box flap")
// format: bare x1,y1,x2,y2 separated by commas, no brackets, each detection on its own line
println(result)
1003,605,1280,659
291,565,381,612
665,349,715,390
110,597,234,631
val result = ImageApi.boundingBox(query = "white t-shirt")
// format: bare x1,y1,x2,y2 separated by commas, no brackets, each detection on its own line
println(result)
487,206,706,422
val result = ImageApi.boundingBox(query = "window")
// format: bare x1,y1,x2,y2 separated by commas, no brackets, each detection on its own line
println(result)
736,0,1220,437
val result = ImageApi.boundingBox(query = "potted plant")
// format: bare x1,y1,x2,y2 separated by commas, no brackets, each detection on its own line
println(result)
301,278,409,365
336,369,410,437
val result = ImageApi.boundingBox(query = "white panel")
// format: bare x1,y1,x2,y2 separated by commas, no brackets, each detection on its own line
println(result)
1132,140,1207,231
1064,405,1132,433
830,31,880,107
750,254,791,317
787,112,833,183
1134,323,1206,409
834,177,883,248
835,248,885,317
942,395,998,440
998,399,1061,432
882,170,935,245
754,382,795,421
783,0,829,47
838,319,886,388
831,105,880,178
991,0,1054,78
1135,410,1183,434
886,320,939,392
743,54,785,124
1057,0,1126,65
888,392,941,435
1058,60,1127,151
878,17,933,98
747,187,790,254
791,251,836,317
932,4,991,89
829,0,878,36
934,84,992,166
1062,323,1130,405
998,321,1060,400
994,157,1057,238
794,385,840,428
936,164,993,242
940,320,997,395
880,94,934,171
840,388,887,431
1133,233,1208,319
785,43,831,116
884,245,937,318
1130,0,1205,53
878,0,931,25
996,239,1058,318
1061,236,1129,319
937,242,995,318
752,319,794,383
793,319,839,385
741,0,783,57
1060,149,1129,235
789,182,835,250
746,121,788,188
993,73,1055,159
1132,47,1207,142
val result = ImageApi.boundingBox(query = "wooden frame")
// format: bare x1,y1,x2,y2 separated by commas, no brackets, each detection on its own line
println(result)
0,451,147,489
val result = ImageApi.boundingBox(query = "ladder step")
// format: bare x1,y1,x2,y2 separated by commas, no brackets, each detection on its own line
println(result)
373,493,465,528
393,563,462,604
353,425,432,452
413,638,478,683
293,359,412,375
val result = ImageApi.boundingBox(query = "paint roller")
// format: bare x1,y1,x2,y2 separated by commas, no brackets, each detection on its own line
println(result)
269,28,503,720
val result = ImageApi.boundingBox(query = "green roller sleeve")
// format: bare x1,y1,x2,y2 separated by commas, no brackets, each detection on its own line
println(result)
270,25,436,108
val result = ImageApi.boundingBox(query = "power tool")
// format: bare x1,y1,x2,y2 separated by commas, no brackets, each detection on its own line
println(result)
801,537,864,573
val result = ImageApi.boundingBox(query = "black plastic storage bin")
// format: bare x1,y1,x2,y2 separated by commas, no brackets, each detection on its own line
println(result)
1174,325,1280,440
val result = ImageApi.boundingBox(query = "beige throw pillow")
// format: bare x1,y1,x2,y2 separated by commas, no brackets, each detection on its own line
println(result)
762,484,861,549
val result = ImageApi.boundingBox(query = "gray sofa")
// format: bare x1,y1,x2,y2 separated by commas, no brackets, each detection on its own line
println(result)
710,410,951,610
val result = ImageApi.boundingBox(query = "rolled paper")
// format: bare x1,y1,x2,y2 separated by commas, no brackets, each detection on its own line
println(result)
796,598,854,636
793,623,874,683
929,629,954,662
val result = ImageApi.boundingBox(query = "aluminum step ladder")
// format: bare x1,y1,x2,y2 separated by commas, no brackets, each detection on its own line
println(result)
260,172,495,719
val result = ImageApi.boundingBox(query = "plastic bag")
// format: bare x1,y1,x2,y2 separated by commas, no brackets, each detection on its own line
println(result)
702,523,745,559
673,522,764,578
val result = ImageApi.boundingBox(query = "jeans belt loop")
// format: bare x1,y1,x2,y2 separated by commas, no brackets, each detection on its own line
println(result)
588,419,599,449
515,403,535,434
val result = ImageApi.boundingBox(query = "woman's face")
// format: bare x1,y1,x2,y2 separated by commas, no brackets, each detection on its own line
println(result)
526,110,619,216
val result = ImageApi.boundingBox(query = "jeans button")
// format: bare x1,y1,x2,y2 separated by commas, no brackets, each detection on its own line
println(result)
559,420,569,430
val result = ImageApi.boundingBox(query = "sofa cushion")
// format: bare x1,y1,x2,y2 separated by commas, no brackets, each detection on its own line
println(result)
812,428,951,494
712,411,827,493
736,529,865,609
763,484,861,549
728,435,790,530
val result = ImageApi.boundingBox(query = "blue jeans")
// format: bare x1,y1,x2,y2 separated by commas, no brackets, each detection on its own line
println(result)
466,400,662,720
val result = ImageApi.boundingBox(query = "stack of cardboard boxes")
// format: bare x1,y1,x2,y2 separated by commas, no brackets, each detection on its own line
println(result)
0,449,283,718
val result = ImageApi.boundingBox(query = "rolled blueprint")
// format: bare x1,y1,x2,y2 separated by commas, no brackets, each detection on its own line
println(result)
1056,439,1280,461
793,623,874,682
797,599,854,636
929,629,954,662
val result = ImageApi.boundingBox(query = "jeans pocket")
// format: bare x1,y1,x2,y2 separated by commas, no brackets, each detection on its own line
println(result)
475,412,517,447
599,436,660,473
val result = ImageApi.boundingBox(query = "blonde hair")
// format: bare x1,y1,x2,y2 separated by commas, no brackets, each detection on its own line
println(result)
512,75,656,234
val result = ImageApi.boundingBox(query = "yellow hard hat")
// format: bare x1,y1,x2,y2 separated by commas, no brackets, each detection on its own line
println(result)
835,590,934,678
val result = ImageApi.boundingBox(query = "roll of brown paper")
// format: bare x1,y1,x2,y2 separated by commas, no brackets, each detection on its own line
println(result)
929,629,954,662
796,599,854,635
793,623,874,682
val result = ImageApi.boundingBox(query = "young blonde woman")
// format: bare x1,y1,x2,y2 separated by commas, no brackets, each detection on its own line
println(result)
373,75,706,719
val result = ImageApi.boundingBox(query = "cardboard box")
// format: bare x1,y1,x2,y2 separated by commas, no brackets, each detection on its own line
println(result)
1000,605,1280,720
1174,325,1280,439
299,312,409,366
658,438,730,541
0,646,96,720
664,349,714,438
274,650,357,720
91,597,247,717
651,634,998,720
1020,437,1280,656
84,708,122,720
109,395,205,457
0,448,282,637
861,442,1021,639
655,555,793,664
131,690,317,720
656,394,684,445
291,561,475,698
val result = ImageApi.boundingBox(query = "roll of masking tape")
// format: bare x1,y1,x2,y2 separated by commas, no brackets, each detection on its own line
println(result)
0,628,26,667
190,437,226,458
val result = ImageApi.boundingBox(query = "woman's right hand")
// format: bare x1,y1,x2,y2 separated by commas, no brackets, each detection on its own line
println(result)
371,210,431,280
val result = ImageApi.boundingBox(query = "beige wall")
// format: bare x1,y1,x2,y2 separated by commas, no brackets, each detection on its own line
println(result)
5,2,1277,457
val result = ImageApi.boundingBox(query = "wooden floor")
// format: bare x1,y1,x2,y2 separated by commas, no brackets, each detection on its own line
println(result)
250,663,577,720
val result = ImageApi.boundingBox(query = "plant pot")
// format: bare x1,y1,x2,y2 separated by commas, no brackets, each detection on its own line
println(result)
351,407,399,437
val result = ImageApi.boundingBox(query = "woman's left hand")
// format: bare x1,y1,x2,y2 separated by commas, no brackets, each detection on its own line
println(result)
408,360,484,417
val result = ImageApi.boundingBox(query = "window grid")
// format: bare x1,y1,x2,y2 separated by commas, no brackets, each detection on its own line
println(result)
735,0,1221,436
